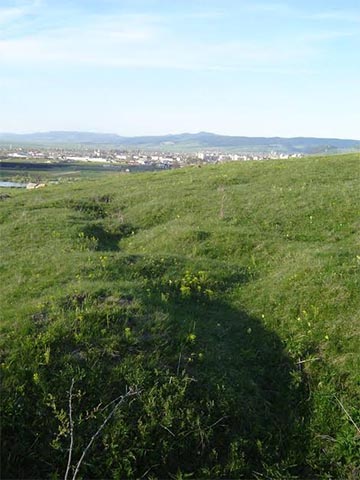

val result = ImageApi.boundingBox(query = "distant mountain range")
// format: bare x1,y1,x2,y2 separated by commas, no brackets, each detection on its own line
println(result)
0,131,359,153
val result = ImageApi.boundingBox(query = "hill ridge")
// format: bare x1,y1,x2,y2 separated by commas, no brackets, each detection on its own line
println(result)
0,131,359,153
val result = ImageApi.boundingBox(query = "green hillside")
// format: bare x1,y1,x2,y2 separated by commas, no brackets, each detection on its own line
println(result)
1,154,359,479
1,131,359,153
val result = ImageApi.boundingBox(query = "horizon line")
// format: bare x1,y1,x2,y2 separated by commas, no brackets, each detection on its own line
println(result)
1,130,359,142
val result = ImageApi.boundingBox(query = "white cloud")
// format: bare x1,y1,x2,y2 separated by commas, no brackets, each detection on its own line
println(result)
244,2,295,15
303,30,358,41
0,6,28,24
0,33,313,72
0,0,42,24
236,2,360,23
308,10,360,23
0,3,357,74
0,10,318,73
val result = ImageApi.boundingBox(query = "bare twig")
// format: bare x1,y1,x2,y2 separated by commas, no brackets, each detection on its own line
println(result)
160,424,176,437
296,357,320,365
64,378,75,480
99,393,126,413
334,395,360,435
218,186,225,219
141,463,160,478
205,416,228,432
176,351,182,376
316,434,336,442
71,387,140,480
183,416,228,438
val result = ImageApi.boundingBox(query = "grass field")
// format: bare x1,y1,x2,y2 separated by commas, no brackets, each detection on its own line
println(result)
0,159,158,184
1,153,359,479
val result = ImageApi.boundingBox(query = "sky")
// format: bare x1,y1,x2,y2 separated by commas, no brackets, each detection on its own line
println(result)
0,0,359,138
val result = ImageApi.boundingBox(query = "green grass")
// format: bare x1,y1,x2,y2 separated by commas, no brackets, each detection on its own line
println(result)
0,159,155,184
1,154,359,479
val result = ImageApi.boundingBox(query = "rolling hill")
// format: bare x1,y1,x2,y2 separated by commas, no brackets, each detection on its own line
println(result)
1,153,359,479
0,130,359,153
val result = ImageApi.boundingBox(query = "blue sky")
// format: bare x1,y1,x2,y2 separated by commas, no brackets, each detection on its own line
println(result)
1,0,359,138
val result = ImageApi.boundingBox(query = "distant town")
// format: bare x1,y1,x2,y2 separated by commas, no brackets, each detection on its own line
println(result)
1,145,303,169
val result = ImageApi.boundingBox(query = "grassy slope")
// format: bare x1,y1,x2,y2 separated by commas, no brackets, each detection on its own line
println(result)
1,154,359,479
